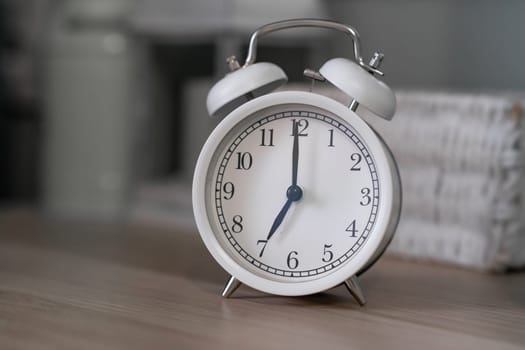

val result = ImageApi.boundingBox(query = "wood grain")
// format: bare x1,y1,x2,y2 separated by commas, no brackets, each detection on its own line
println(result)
0,209,524,350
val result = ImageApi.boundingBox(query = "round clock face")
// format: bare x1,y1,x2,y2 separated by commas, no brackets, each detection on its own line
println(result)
193,91,397,295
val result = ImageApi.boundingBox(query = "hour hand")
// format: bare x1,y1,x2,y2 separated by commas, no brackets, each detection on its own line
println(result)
266,199,292,240
266,185,303,241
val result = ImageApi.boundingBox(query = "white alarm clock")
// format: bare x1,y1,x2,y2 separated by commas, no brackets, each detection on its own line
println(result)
192,19,401,305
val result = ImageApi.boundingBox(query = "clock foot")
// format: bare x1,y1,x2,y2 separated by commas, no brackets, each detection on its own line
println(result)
222,275,242,298
343,275,367,306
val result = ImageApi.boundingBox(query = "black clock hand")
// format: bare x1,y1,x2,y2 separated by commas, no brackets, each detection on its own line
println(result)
266,198,293,240
292,120,299,186
265,184,304,240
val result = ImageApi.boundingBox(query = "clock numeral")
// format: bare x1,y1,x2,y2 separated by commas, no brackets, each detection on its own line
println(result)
260,128,275,146
346,219,358,237
235,152,253,170
286,251,299,269
256,240,268,257
322,244,334,262
222,182,235,200
328,129,335,147
231,215,244,233
291,119,309,136
350,153,362,171
360,187,371,206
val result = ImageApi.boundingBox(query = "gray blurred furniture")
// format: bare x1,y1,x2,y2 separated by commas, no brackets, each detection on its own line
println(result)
42,0,145,219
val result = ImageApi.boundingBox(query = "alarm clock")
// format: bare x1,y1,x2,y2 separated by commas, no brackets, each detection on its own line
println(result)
192,19,401,305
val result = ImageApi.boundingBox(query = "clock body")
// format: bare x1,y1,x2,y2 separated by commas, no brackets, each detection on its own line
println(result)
192,90,401,296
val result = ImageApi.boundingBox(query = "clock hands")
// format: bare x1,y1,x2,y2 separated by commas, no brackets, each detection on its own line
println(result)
266,120,304,241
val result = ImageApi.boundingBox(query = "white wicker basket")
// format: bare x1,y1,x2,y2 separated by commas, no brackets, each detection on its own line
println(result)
364,91,525,271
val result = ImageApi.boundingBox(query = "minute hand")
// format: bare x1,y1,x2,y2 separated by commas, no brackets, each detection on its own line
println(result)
291,121,299,186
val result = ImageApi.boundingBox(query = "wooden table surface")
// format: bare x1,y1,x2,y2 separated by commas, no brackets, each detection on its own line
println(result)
0,209,524,350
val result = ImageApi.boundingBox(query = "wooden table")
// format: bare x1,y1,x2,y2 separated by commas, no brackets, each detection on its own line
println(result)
0,209,524,349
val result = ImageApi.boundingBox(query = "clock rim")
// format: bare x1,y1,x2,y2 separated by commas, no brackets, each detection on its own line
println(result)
193,90,397,296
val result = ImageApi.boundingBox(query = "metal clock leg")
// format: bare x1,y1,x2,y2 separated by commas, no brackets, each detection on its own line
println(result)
222,275,242,298
343,275,367,306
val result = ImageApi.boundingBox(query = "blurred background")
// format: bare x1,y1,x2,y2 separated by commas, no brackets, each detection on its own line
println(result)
1,0,524,270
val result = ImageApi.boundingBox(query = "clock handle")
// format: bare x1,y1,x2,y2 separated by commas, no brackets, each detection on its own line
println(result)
243,19,383,76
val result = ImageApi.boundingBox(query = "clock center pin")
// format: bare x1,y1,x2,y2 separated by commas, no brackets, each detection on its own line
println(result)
286,185,303,202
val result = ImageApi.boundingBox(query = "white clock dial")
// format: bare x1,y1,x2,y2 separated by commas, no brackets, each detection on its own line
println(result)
207,105,379,281
194,91,399,296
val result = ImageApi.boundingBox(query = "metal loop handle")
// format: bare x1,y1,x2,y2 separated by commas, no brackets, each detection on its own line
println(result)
243,19,381,74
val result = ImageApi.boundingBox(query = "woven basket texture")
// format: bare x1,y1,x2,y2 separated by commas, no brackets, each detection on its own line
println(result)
365,92,525,271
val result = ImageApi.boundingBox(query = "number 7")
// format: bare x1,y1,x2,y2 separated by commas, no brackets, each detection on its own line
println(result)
257,240,268,257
